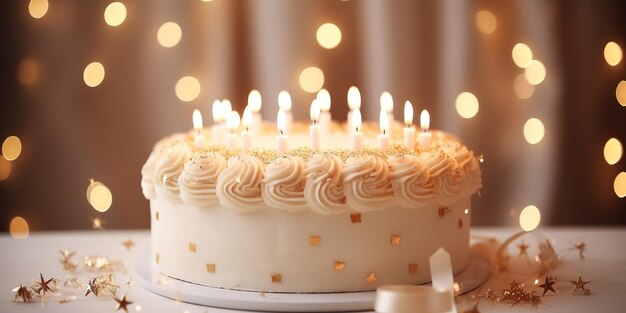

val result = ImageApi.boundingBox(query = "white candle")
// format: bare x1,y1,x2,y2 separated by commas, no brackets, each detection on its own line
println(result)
380,91,394,136
276,109,288,153
317,88,332,134
211,100,224,145
278,91,293,134
419,109,432,148
248,89,262,134
347,86,361,132
403,101,416,150
310,99,321,152
192,109,205,148
351,108,363,151
226,111,240,150
221,99,233,145
377,110,390,151
241,106,253,153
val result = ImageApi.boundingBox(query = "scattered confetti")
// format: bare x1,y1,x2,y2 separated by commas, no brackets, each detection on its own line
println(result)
570,274,591,295
122,238,135,251
12,285,34,303
538,276,558,296
114,294,133,313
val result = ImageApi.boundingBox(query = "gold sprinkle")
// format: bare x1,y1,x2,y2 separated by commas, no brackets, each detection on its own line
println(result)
271,273,282,283
438,207,451,218
188,243,197,253
408,263,418,274
350,213,362,223
458,219,463,229
155,211,159,221
391,234,401,246
206,263,216,273
365,272,377,284
155,253,160,264
309,235,321,247
334,261,345,272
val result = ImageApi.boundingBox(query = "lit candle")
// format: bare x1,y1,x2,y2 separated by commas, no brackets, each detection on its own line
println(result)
317,88,332,134
211,100,224,144
276,109,288,153
403,101,416,150
347,86,361,132
310,99,321,152
241,106,253,153
192,109,205,148
351,108,363,151
380,91,394,136
278,91,293,134
221,99,233,146
248,89,262,134
419,109,432,148
226,111,240,150
378,109,390,151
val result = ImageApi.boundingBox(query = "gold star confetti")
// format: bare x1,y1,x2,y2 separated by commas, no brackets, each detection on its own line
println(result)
574,242,586,260
114,294,133,313
91,217,104,229
12,285,34,303
438,206,451,218
59,249,78,273
517,241,529,258
122,239,135,251
538,276,558,296
570,274,591,295
83,278,100,297
32,273,55,296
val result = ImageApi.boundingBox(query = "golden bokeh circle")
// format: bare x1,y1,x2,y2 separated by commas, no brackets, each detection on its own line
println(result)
523,118,545,144
513,73,535,99
29,0,49,19
2,136,22,161
455,92,479,119
157,22,182,48
0,156,11,181
475,10,497,34
615,172,626,198
316,23,342,49
616,80,626,107
512,43,533,68
10,216,30,239
175,76,201,102
604,138,623,165
524,60,546,85
104,2,127,27
519,205,541,232
87,180,113,212
17,58,40,86
299,67,325,93
83,62,105,87
604,41,623,66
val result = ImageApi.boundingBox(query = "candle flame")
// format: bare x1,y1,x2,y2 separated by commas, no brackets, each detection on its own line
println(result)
347,86,361,110
420,109,430,131
222,99,233,119
352,108,362,133
242,105,253,130
248,90,262,112
380,91,393,113
316,88,331,111
404,101,413,126
310,99,321,123
211,100,222,122
278,91,292,111
226,111,240,131
193,109,203,132
379,109,389,135
277,109,287,134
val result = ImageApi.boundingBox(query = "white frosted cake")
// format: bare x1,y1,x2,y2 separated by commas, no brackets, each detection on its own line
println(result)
141,121,482,293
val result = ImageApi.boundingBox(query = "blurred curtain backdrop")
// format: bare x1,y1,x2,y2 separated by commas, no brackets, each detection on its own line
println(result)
1,0,625,230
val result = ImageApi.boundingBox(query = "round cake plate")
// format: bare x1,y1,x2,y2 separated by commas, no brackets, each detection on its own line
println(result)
135,252,490,312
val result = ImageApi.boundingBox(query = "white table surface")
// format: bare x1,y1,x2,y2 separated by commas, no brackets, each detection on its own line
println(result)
1,227,625,313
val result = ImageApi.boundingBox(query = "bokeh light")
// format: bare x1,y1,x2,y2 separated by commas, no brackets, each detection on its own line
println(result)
175,76,201,102
17,58,40,86
513,73,535,99
83,62,105,87
10,216,29,239
604,41,623,66
87,180,113,212
615,172,626,198
299,67,325,93
0,156,11,181
519,205,541,232
512,43,533,68
604,138,623,165
2,136,22,161
475,10,497,34
104,2,127,27
29,0,49,19
523,118,545,144
524,60,546,85
157,22,182,48
316,23,342,49
455,92,479,119
616,81,626,107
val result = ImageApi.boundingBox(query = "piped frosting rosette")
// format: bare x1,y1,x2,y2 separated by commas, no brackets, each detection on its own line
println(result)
153,144,191,202
141,149,160,200
453,146,482,196
216,155,265,213
343,154,395,212
178,152,227,207
389,155,435,209
422,152,460,206
304,153,348,215
263,156,308,212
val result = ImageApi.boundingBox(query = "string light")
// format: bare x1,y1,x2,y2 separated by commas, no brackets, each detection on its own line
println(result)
157,22,182,48
83,62,105,87
28,0,48,19
104,2,127,27
475,10,497,34
604,41,623,66
604,138,623,165
2,136,22,161
512,43,533,68
455,92,479,119
615,172,626,198
299,67,324,93
175,76,201,102
513,73,535,99
9,216,30,239
316,23,342,49
87,180,113,212
524,60,546,85
616,81,626,107
519,205,541,232
523,118,545,144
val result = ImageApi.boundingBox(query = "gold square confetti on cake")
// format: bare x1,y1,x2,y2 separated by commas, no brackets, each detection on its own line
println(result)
271,273,282,283
206,263,216,273
155,211,159,221
188,243,197,253
408,263,418,274
309,235,321,246
334,261,345,272
391,234,401,246
365,272,377,284
155,253,160,264
350,213,362,223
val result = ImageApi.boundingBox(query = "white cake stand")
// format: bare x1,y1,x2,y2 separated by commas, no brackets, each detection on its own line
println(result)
135,252,490,312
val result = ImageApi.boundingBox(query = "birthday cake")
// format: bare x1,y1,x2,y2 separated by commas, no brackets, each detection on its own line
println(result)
141,109,481,293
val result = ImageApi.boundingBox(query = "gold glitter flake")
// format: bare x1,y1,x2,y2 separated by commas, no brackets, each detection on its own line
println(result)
334,261,346,272
390,234,401,246
206,263,216,273
438,207,451,218
155,211,159,221
309,235,321,247
408,263,418,274
365,272,377,284
271,273,282,283
350,213,362,223
155,253,160,264
188,243,197,253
